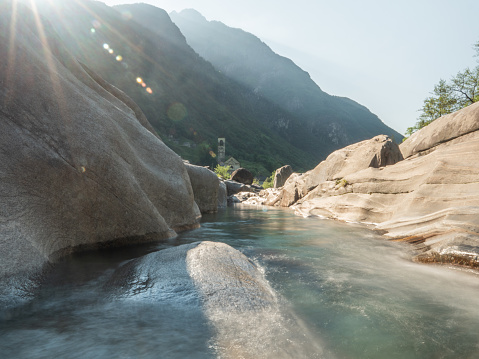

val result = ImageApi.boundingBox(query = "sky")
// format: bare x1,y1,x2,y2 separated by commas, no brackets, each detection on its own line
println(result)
101,0,479,134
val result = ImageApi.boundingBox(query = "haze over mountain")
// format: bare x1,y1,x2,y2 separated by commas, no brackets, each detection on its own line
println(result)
169,9,403,149
32,0,402,175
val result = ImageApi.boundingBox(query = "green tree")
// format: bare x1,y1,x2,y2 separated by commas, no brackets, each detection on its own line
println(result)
214,164,231,179
450,67,479,106
406,40,479,137
262,171,275,189
406,80,458,137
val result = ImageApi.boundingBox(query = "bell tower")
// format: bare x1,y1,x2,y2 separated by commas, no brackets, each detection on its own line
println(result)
218,137,225,163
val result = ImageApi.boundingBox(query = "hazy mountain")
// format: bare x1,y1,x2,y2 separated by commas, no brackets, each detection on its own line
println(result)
170,9,403,153
32,0,319,175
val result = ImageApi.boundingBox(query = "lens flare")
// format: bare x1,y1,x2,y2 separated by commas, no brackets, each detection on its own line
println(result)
92,19,101,29
108,49,114,54
146,87,153,94
103,43,109,50
209,151,217,158
167,102,188,122
136,77,143,84
90,28,96,33
121,10,133,20
116,55,123,61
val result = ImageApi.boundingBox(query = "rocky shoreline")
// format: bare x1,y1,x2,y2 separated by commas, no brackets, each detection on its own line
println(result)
234,102,479,270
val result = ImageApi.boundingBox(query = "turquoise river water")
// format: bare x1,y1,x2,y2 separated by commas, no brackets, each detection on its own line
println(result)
1,205,479,358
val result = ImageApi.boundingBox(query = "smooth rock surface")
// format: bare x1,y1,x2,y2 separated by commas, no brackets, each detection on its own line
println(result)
230,168,254,185
266,135,402,208
185,164,220,214
107,241,316,358
273,165,293,188
218,181,227,208
400,101,479,158
0,2,200,305
224,180,253,197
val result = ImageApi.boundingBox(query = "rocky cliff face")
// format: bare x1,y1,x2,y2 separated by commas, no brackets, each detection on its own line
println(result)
260,103,479,268
0,1,201,305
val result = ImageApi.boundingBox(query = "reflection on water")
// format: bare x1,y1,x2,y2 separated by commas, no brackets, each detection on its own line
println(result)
1,205,479,358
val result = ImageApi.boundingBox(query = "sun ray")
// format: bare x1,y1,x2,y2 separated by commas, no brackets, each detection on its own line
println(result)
28,0,80,165
4,0,19,107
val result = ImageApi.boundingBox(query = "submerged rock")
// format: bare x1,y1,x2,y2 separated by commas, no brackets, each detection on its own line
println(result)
0,2,200,306
107,241,276,309
107,241,323,358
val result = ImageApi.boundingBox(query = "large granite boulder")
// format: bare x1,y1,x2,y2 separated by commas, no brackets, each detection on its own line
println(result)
230,168,254,185
0,2,200,306
270,135,402,207
400,101,479,158
273,165,293,188
304,134,402,188
185,164,220,214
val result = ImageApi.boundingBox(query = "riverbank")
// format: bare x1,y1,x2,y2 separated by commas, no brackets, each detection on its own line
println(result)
231,102,479,270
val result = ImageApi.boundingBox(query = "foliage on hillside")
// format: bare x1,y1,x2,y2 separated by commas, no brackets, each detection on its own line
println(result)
36,1,316,175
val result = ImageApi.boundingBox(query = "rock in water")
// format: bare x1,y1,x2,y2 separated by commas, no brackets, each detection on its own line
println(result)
185,164,220,214
224,179,253,196
230,168,254,185
273,165,293,188
107,241,324,358
0,1,200,306
218,181,227,208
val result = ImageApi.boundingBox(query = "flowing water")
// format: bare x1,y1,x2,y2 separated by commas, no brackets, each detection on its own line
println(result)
1,205,479,358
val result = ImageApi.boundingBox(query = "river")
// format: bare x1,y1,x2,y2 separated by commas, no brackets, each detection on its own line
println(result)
1,205,479,358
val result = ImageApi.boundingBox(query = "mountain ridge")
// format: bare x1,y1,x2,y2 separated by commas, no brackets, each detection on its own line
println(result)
170,8,403,151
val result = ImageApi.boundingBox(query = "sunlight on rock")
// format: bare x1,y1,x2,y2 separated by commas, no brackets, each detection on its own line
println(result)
167,102,188,122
